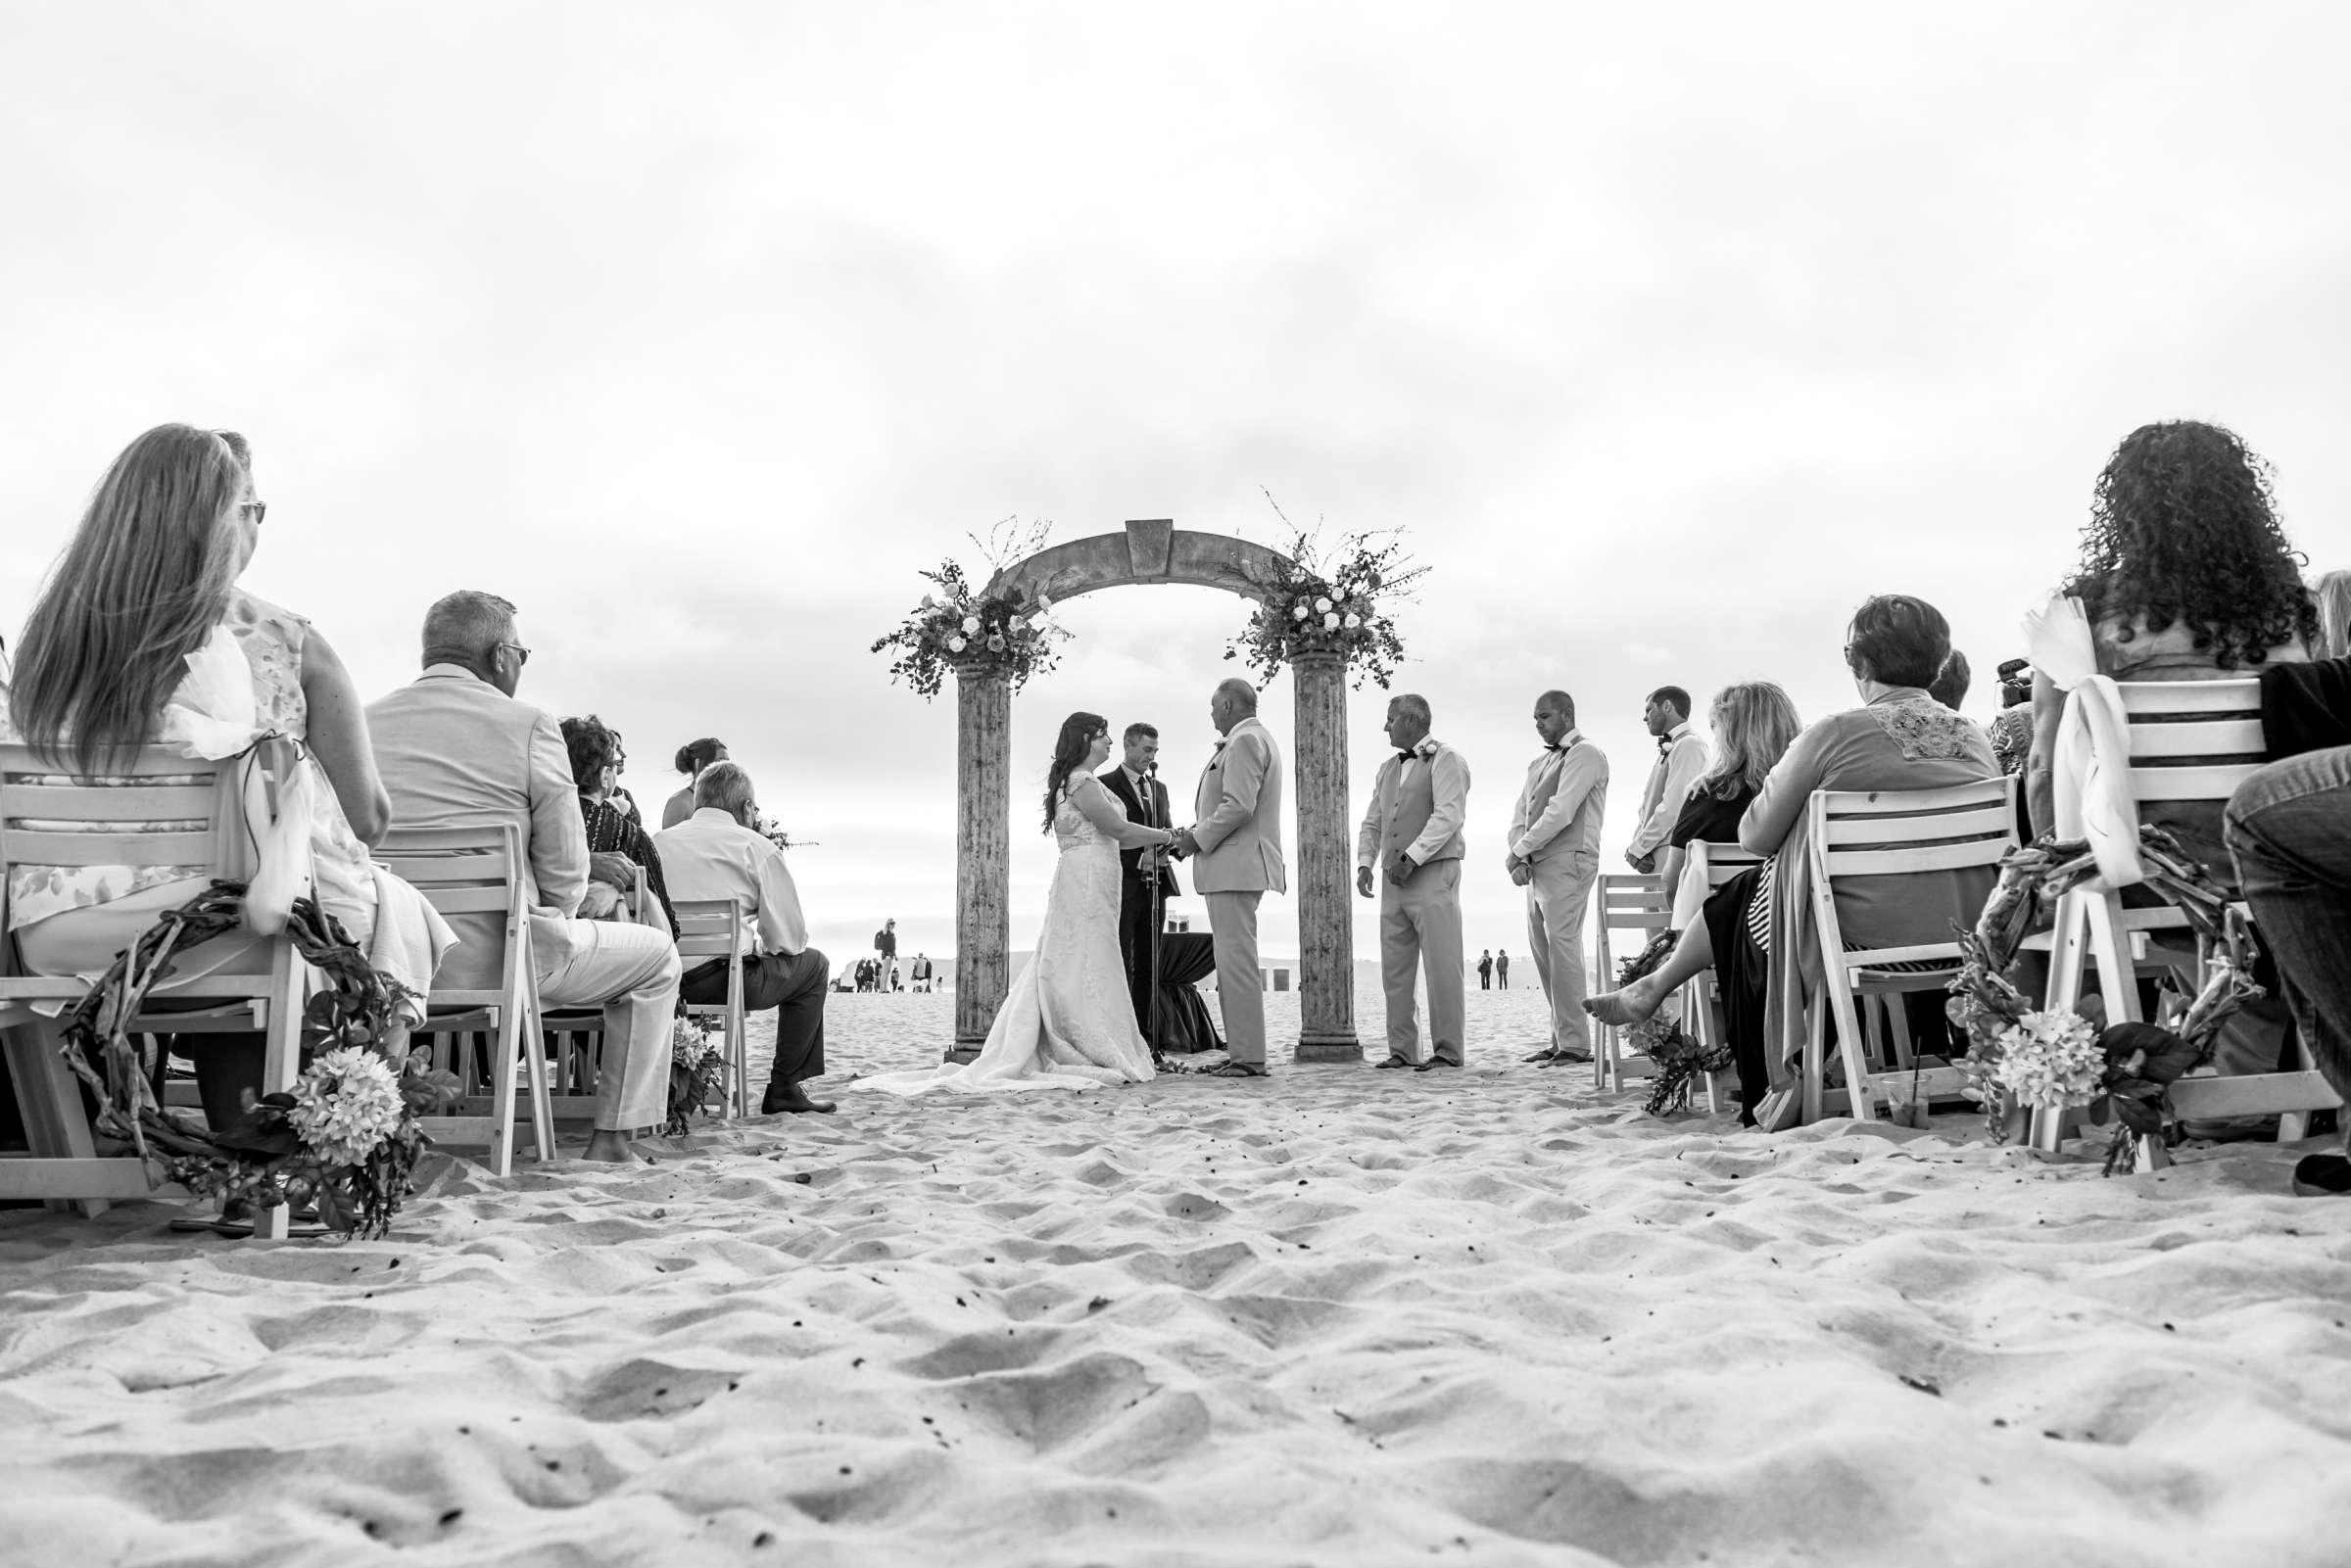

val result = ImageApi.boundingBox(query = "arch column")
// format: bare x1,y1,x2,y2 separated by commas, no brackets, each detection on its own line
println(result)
1289,648,1360,1062
949,657,1011,1060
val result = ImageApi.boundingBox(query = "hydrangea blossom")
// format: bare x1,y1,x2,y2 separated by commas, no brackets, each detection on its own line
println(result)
961,616,982,635
287,1046,406,1167
1990,1010,2105,1110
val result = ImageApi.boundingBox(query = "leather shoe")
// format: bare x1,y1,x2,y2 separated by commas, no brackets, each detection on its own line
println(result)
1373,1055,1413,1069
2292,1153,2351,1196
1414,1055,1461,1072
761,1083,838,1115
1521,1047,1559,1063
1538,1048,1593,1068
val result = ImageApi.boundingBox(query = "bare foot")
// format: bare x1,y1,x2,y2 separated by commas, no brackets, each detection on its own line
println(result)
1584,975,1663,1026
581,1129,650,1164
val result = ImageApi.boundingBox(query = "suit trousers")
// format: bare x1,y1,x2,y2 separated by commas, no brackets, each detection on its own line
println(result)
684,946,829,1088
1204,889,1266,1065
1381,859,1465,1064
534,912,681,1131
1525,853,1596,1057
1118,884,1157,1035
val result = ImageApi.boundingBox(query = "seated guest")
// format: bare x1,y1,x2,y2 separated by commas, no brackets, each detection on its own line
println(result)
2315,570,2351,660
1656,681,1801,907
560,714,676,933
653,762,835,1114
602,727,644,824
1928,649,1970,711
2026,419,2314,873
1987,658,2034,776
2227,748,2351,1196
1,425,415,1137
663,737,728,829
366,591,679,1164
1588,595,1997,1123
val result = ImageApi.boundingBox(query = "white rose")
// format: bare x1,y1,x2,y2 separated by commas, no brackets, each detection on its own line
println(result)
947,636,967,652
1315,596,1332,614
1292,603,1310,621
962,616,982,635
1322,612,1340,631
1343,612,1362,629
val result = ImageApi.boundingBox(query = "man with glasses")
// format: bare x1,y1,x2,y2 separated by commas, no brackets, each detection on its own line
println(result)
367,590,680,1164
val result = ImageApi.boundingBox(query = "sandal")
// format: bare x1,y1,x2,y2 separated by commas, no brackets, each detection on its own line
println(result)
1373,1055,1414,1069
1200,1061,1269,1078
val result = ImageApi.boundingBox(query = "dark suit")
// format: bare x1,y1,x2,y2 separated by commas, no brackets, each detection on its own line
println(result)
1100,766,1179,1032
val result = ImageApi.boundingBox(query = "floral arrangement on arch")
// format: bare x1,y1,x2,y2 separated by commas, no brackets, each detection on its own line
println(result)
871,517,1073,699
1224,499,1426,689
59,881,460,1238
1946,826,2262,1175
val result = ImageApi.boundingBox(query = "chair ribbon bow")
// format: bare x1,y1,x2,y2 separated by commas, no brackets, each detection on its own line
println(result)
2022,590,2144,890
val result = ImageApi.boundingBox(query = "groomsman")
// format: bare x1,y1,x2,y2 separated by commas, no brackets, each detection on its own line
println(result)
1357,694,1470,1070
1505,689,1608,1065
1101,721,1180,1035
1169,678,1285,1078
1625,686,1709,874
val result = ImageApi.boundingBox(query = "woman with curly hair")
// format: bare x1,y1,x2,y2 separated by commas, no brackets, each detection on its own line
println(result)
2025,420,2316,860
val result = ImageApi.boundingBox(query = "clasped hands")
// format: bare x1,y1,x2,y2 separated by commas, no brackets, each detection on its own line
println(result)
1144,829,1201,873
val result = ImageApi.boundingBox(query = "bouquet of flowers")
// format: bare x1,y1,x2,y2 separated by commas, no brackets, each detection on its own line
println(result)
1612,930,1731,1116
871,519,1072,698
1224,500,1426,689
665,1016,729,1135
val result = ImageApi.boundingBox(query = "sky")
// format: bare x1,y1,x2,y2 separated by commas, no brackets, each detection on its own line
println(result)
4,2,2348,975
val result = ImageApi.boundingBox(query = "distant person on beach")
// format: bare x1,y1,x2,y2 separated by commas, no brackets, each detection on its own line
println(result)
653,761,835,1115
1624,686,1708,875
1478,949,1493,989
1507,689,1604,1063
1358,694,1471,1070
874,918,897,992
0,424,443,1199
368,589,679,1164
911,953,934,992
860,711,1168,1095
663,737,727,829
1169,678,1288,1079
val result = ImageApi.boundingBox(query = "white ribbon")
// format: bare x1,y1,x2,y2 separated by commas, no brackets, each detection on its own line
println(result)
157,628,313,934
2021,591,2144,890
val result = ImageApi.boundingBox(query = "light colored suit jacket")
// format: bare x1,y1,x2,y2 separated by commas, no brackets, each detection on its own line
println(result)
1506,734,1607,870
1626,724,1711,860
1188,717,1286,895
365,664,588,918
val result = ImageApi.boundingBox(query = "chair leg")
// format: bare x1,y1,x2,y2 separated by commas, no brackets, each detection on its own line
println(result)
1801,989,1827,1124
486,1006,519,1178
5,1017,109,1218
521,997,556,1161
1827,971,1876,1121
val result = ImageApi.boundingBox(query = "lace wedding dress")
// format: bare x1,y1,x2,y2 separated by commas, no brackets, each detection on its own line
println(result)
862,784,1155,1095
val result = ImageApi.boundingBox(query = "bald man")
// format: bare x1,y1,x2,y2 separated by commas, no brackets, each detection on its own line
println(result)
1169,678,1286,1077
1505,689,1608,1065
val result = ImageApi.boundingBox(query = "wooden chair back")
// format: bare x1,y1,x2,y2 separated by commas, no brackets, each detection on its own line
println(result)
672,898,747,1117
1801,777,2018,1124
0,744,301,1236
374,823,552,1173
1594,873,1673,1090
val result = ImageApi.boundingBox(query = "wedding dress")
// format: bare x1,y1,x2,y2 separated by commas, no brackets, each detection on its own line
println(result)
863,783,1155,1095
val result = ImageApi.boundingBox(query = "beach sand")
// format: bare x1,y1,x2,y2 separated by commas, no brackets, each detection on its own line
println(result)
4,982,2349,1566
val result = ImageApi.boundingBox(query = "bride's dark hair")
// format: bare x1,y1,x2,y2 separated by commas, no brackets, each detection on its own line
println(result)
1043,711,1108,832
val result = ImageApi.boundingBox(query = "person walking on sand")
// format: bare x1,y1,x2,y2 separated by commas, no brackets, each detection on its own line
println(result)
873,917,897,991
1358,694,1471,1071
1168,678,1286,1078
1506,689,1607,1063
1478,949,1493,989
1497,950,1510,988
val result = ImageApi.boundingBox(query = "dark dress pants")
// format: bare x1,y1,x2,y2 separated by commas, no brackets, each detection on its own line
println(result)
683,947,829,1088
1118,883,1155,1035
1701,865,1771,1126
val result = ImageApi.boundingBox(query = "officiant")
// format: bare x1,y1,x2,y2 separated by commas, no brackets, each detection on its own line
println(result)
1102,721,1180,1032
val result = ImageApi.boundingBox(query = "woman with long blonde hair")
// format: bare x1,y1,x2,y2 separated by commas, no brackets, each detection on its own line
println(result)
2,424,395,1166
2313,568,2351,659
1653,681,1801,898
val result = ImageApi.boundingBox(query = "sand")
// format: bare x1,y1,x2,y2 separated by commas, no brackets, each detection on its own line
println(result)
4,983,2350,1567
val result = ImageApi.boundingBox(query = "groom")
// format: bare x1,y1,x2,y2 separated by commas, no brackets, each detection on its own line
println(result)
1168,678,1285,1078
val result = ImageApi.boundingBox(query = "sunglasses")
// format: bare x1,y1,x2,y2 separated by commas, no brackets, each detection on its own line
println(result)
239,500,267,525
497,641,532,665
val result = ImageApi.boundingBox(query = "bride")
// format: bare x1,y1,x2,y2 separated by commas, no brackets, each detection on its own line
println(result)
863,711,1173,1095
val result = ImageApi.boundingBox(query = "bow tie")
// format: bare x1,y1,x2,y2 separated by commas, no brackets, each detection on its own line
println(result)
1657,735,1673,757
1396,749,1416,764
1544,741,1566,753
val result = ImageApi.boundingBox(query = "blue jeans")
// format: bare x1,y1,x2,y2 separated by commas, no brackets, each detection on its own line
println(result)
2226,746,2351,1137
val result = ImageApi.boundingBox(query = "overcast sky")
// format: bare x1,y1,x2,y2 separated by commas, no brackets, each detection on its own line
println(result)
4,2,2347,974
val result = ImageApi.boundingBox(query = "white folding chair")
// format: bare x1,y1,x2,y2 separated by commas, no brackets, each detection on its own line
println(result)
0,745,304,1237
671,898,747,1118
1593,873,1673,1091
1802,778,2019,1125
376,824,553,1174
2028,680,2341,1164
1662,840,1768,1114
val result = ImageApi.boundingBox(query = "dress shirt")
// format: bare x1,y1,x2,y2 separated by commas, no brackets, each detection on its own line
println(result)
1357,737,1471,868
1627,721,1711,859
652,806,810,956
1508,729,1606,860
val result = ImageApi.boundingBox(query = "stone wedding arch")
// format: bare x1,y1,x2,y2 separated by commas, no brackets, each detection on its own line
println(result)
945,518,1360,1064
